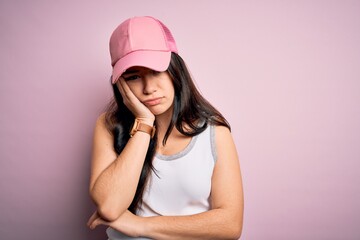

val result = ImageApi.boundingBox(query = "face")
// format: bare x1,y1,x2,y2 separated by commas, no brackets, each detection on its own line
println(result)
118,66,175,117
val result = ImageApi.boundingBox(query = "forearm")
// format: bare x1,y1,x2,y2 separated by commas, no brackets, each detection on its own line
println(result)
142,208,242,240
91,131,151,220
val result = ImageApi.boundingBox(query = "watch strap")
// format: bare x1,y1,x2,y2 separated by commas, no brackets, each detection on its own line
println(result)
130,119,156,138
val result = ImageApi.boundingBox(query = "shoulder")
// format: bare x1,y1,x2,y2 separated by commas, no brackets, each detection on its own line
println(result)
211,124,237,162
93,112,114,142
95,112,107,127
94,112,111,132
213,124,231,137
206,124,233,162
212,124,233,148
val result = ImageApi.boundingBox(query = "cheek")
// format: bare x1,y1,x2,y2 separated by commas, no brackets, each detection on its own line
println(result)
168,83,175,99
162,77,175,94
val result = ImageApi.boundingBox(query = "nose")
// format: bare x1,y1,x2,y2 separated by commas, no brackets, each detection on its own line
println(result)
143,74,157,95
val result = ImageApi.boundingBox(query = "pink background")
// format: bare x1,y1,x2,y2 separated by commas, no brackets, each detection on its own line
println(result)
1,0,360,239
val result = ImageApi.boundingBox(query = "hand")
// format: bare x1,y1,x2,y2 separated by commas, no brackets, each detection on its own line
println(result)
87,210,146,238
117,77,155,125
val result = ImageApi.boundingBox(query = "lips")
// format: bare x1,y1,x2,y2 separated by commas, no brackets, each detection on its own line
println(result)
143,97,162,106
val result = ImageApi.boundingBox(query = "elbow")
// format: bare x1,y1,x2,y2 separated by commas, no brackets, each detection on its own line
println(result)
97,204,123,222
223,217,243,239
232,222,243,239
230,225,242,240
223,224,242,240
90,191,124,222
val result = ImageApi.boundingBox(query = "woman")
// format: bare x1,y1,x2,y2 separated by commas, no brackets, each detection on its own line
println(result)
87,16,244,239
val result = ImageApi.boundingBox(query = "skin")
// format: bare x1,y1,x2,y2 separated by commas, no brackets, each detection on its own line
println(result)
88,67,244,239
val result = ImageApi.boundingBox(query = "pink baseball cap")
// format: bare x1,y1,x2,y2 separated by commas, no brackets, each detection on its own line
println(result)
109,16,178,84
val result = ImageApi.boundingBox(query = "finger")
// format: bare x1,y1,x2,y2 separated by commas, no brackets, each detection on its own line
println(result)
118,77,138,101
89,218,100,229
90,217,109,230
116,76,154,120
118,76,131,93
87,211,99,227
117,78,138,103
117,77,143,109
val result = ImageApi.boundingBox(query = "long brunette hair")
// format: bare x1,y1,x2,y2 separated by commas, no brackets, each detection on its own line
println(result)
104,53,230,213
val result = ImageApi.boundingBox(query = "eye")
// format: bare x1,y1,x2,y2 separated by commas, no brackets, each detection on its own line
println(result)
123,75,141,81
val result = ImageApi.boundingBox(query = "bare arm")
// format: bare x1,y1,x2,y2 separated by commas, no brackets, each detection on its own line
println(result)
89,77,155,221
89,113,152,221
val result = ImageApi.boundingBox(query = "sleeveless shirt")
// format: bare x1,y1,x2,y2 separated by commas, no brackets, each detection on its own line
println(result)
107,125,217,240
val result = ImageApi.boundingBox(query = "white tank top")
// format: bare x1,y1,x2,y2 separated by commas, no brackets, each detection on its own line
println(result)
107,125,217,239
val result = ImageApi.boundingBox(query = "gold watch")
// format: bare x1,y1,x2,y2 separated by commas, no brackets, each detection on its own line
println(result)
130,118,156,138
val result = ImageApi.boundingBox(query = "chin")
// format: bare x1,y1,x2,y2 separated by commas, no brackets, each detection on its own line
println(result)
152,106,173,117
152,110,167,116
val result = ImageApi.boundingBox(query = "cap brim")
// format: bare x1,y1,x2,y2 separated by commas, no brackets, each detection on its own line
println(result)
112,50,172,84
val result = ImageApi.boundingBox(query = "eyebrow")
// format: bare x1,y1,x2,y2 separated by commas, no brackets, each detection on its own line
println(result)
122,69,139,75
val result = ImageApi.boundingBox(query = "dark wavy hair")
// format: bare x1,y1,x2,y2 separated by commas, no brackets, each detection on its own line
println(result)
104,52,230,213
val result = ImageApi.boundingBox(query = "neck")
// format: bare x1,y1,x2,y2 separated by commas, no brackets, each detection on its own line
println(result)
155,106,176,143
